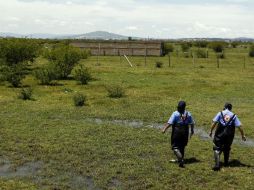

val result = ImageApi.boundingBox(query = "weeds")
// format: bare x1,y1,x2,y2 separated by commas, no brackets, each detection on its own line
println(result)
73,93,86,106
18,88,33,100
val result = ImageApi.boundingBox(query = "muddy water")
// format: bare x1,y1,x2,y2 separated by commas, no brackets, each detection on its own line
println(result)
84,118,254,147
0,157,43,178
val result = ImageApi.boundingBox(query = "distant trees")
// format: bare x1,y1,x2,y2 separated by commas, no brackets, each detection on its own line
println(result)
193,41,208,48
0,39,39,87
181,42,192,52
208,42,226,53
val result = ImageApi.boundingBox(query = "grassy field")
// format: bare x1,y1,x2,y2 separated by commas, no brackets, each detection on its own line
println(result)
0,47,254,189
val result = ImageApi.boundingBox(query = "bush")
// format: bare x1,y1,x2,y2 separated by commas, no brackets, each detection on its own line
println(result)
163,43,174,55
72,65,92,85
155,61,163,68
0,39,39,87
73,93,86,107
195,49,207,58
34,66,57,85
249,45,254,57
18,88,33,100
107,85,125,98
181,42,191,52
209,42,226,53
4,64,26,87
45,45,83,79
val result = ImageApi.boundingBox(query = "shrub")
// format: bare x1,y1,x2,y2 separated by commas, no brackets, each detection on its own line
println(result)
231,42,239,48
195,49,207,58
72,65,92,85
73,93,86,107
208,42,226,53
163,43,174,55
0,39,39,87
45,45,83,79
181,42,191,52
155,61,163,68
4,64,26,87
19,88,33,100
249,45,254,57
107,85,125,98
34,66,56,85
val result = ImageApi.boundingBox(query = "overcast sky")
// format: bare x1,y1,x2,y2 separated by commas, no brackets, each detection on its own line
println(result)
0,0,253,38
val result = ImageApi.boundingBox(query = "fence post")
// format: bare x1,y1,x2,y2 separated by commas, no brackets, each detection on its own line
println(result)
244,56,246,69
168,53,171,67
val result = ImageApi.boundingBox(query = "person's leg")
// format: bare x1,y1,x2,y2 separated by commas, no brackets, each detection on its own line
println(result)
180,146,185,159
223,146,231,166
213,145,221,171
173,147,184,167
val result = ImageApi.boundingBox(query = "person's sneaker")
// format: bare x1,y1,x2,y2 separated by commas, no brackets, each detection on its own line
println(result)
179,160,185,168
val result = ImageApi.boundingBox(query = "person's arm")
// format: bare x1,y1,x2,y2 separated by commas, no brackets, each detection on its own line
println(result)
209,122,217,137
162,123,171,133
190,124,194,138
238,126,246,141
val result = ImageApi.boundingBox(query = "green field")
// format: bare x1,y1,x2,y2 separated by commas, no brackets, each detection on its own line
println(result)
1,47,254,189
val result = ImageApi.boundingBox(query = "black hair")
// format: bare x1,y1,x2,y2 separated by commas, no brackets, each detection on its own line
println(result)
177,101,186,114
224,103,232,111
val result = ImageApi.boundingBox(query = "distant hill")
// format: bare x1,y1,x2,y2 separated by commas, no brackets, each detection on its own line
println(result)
0,31,254,41
67,31,134,40
0,31,139,40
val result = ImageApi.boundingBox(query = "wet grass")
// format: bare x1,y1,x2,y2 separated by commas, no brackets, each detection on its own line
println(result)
0,48,254,189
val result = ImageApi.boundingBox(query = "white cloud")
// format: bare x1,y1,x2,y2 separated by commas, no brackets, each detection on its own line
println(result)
125,26,138,31
0,0,253,38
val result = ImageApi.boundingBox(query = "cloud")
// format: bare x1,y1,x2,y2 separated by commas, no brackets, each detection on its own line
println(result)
125,26,138,31
0,0,253,38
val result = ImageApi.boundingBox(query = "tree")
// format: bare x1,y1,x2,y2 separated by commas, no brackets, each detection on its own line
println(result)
0,39,39,87
208,42,226,53
193,41,208,48
163,43,174,55
45,45,82,79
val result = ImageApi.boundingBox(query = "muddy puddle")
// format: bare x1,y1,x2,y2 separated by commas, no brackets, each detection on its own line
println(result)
0,157,43,178
84,118,254,147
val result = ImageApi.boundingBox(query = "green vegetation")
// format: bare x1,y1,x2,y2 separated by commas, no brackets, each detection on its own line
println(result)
0,39,254,189
107,84,125,98
72,64,92,85
73,93,86,106
249,44,254,57
18,87,33,100
195,49,208,58
0,39,39,87
44,44,84,79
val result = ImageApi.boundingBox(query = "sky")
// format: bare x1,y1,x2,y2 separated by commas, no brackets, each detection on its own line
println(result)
0,0,253,38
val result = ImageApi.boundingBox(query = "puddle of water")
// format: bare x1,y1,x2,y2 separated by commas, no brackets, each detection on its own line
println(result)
71,175,101,190
84,118,254,147
108,177,121,189
0,158,43,178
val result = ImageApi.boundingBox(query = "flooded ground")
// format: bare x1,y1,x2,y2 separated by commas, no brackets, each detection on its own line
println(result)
84,117,254,147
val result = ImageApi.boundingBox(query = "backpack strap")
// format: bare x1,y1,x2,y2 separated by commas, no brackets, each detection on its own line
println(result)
220,112,236,127
181,112,188,122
